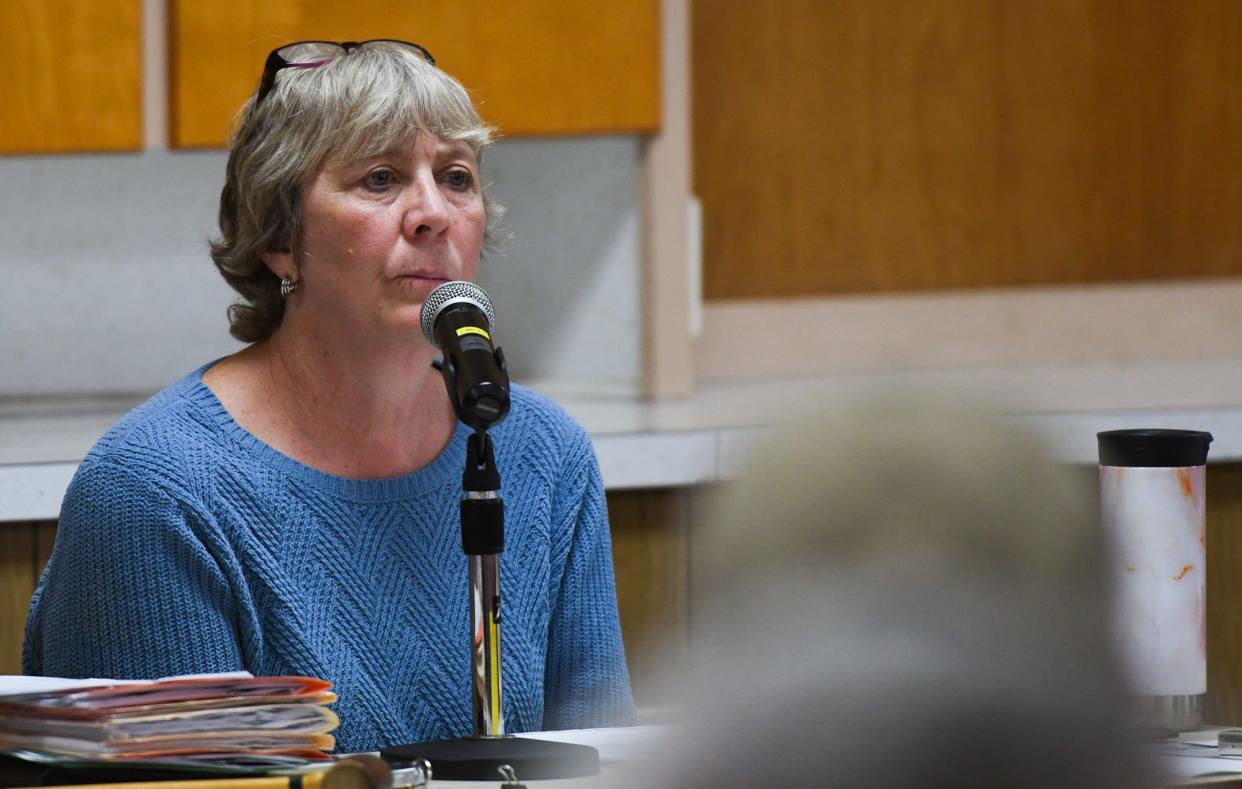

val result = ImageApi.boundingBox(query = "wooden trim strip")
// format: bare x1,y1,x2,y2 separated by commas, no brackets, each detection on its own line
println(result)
696,279,1242,380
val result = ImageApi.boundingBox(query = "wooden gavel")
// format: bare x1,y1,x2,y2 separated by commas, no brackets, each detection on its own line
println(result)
14,754,429,789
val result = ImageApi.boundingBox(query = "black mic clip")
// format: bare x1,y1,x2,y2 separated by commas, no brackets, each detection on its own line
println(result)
460,430,504,556
435,344,508,432
464,430,501,493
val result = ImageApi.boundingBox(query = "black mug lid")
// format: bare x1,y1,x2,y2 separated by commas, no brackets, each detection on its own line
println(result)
1097,429,1213,467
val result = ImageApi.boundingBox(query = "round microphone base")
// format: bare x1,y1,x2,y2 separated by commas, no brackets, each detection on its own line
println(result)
382,735,600,781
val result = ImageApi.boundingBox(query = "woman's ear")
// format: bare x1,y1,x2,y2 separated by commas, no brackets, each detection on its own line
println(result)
261,247,296,281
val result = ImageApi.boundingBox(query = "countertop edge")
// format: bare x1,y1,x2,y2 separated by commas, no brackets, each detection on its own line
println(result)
4,408,1242,522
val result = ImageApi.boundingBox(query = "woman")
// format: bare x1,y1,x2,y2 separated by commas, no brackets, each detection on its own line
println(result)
23,40,636,752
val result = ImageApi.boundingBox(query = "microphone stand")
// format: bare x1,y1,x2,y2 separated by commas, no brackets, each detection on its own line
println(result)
382,360,600,781
462,429,505,737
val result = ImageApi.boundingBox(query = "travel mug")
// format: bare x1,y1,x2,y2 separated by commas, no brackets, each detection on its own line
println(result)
1098,428,1213,732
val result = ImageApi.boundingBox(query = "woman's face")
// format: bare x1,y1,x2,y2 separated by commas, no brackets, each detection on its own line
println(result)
269,132,486,343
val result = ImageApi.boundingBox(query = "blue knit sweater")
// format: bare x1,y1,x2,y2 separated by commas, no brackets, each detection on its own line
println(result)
24,366,636,752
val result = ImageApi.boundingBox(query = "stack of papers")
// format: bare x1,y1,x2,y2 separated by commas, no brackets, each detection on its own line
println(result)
0,673,337,769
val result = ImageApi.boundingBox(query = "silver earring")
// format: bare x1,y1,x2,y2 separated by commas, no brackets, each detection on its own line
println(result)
280,275,299,298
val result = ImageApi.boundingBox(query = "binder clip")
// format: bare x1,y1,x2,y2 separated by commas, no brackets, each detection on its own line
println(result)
498,764,527,789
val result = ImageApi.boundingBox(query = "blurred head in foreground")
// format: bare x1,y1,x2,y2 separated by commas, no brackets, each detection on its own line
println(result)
657,390,1159,789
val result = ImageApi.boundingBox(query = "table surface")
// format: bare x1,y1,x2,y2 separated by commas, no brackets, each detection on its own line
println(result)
423,727,660,788
424,726,1242,787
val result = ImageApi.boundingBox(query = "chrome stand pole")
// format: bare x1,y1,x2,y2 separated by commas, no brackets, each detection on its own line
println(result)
469,539,504,736
460,432,506,738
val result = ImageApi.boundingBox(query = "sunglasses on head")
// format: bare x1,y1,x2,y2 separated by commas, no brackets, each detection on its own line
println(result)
256,39,436,104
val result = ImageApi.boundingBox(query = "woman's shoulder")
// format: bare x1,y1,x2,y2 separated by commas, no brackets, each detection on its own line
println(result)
493,385,602,511
502,384,593,455
83,364,232,478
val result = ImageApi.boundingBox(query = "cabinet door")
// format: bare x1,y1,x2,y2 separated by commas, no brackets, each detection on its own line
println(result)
0,0,142,154
170,0,660,148
695,0,1242,299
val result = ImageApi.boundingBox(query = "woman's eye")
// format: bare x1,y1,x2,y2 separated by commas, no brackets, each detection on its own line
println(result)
363,169,395,190
445,169,474,190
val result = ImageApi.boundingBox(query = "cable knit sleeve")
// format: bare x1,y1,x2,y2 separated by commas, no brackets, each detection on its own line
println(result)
24,458,244,680
540,434,637,730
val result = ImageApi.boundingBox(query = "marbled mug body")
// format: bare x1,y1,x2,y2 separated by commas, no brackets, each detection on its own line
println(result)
1101,464,1205,698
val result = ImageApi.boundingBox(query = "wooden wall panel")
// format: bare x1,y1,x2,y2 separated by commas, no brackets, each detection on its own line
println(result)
170,0,660,148
1207,465,1242,724
607,489,691,710
0,526,34,674
693,0,1242,300
0,521,55,674
0,0,143,154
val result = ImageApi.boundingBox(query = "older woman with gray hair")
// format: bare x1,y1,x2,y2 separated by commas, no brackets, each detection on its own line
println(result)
24,40,635,752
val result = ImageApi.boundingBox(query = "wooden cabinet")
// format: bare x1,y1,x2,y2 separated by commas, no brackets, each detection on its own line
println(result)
0,0,142,154
170,0,660,148
0,1,659,154
694,0,1242,299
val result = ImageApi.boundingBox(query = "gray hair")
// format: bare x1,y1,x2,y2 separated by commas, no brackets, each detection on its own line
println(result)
210,42,503,343
649,390,1161,789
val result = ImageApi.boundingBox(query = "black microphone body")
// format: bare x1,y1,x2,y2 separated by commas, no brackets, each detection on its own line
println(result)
421,281,510,433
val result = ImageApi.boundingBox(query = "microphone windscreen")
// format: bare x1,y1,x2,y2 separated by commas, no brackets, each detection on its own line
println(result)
420,281,497,349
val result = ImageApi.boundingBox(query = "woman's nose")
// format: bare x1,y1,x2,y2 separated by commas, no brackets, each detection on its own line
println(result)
401,175,451,238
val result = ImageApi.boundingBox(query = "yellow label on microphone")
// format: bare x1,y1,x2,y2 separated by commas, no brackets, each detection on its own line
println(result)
456,326,491,341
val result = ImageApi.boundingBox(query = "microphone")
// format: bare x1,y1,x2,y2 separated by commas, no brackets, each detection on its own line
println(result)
420,281,510,432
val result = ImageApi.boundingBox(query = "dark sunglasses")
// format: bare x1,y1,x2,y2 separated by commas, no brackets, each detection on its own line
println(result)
256,39,436,104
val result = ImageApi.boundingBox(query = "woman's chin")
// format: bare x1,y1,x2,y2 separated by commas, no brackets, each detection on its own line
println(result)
386,304,431,339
